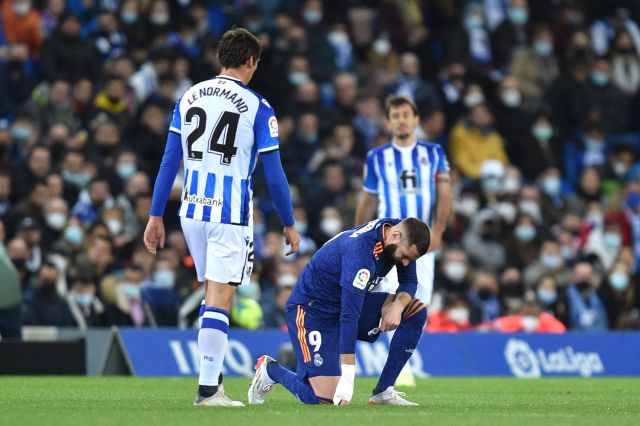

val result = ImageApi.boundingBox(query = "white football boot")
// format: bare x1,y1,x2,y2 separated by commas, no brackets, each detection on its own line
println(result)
194,384,244,407
369,386,418,406
248,355,276,404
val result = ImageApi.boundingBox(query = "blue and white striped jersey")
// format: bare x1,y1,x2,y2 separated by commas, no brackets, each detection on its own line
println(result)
169,75,279,226
362,141,450,226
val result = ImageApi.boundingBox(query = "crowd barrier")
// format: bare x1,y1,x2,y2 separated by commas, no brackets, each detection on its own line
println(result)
117,329,640,378
6,328,639,377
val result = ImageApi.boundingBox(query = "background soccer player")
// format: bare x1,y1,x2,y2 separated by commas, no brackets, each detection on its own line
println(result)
355,95,452,387
144,28,300,407
248,218,430,406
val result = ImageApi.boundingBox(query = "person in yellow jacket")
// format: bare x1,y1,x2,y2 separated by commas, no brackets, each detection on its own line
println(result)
448,103,509,179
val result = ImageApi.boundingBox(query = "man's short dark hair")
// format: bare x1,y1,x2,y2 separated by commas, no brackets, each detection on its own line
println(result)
217,28,262,69
401,217,431,256
385,95,418,118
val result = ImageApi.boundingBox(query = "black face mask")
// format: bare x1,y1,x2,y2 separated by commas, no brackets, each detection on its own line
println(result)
12,258,27,270
6,60,24,72
478,288,494,300
40,280,57,296
576,281,591,292
502,283,523,297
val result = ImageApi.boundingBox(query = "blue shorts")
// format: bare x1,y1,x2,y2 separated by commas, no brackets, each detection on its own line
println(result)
286,292,391,378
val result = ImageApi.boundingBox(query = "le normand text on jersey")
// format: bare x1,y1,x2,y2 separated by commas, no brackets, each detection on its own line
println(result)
186,84,249,113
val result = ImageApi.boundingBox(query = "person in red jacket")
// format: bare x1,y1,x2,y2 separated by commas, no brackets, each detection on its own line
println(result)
493,301,566,333
426,294,473,332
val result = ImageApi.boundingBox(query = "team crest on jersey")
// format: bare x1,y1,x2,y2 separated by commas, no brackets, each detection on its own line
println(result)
353,269,370,290
268,116,278,137
314,353,323,366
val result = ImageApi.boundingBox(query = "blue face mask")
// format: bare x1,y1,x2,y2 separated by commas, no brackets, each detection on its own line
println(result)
515,224,536,242
603,232,622,249
74,293,94,307
465,15,484,30
541,254,562,269
542,176,561,196
610,272,629,291
508,7,528,25
153,269,175,288
120,11,138,24
534,41,553,57
532,125,553,141
303,9,322,24
62,170,91,188
116,163,137,181
537,289,557,305
10,125,32,141
591,71,610,86
64,226,84,246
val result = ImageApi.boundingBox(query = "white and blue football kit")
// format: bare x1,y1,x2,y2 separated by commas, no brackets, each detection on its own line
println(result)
150,75,294,285
362,141,450,304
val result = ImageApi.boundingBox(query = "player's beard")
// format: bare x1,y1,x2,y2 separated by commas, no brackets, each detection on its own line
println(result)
383,243,402,265
395,131,411,140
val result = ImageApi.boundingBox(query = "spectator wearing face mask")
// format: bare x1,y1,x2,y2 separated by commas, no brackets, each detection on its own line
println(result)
492,0,531,69
22,261,72,326
426,294,472,332
436,247,472,294
1,0,44,59
493,301,566,333
462,208,506,274
524,240,573,289
493,76,531,158
42,197,68,251
107,263,152,327
535,275,569,326
468,270,501,325
66,271,106,330
584,217,625,271
600,260,639,329
444,3,494,75
585,56,630,133
142,258,178,326
506,213,541,270
610,30,640,98
566,260,608,331
448,104,508,179
509,24,559,111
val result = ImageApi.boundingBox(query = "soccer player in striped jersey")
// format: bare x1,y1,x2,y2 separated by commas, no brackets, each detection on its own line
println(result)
355,95,452,400
144,28,300,407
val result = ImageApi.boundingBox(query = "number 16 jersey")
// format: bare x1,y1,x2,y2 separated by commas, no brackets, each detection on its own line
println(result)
170,75,279,226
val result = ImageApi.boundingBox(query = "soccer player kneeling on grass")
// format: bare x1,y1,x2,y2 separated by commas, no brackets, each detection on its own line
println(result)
248,218,429,406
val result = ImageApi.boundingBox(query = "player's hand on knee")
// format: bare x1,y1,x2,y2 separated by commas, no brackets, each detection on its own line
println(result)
380,302,403,332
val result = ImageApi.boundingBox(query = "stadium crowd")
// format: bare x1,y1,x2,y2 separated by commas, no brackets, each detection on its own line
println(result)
0,0,639,338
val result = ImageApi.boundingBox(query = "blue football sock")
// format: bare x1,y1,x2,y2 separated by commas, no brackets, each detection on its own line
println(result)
266,363,320,405
374,301,427,394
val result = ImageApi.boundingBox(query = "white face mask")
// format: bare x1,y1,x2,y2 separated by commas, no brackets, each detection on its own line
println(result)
106,219,123,236
320,217,343,236
500,89,522,108
46,212,67,231
448,307,470,325
327,31,349,47
464,92,485,108
150,12,170,26
457,197,479,218
495,202,517,224
373,39,391,56
521,315,540,332
519,199,541,220
121,283,141,299
444,261,467,282
13,1,30,16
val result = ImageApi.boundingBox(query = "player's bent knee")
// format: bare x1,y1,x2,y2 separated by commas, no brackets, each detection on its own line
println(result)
401,298,428,328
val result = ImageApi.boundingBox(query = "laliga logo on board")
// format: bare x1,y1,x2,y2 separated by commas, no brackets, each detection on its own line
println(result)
504,338,604,378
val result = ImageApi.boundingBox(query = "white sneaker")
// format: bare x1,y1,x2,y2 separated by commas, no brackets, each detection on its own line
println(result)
194,386,244,407
248,355,276,404
369,386,418,406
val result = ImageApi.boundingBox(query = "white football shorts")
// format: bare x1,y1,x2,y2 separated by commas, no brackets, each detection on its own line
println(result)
180,217,254,285
374,251,435,305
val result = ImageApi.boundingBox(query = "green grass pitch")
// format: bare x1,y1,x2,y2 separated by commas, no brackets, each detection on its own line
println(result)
0,377,639,425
